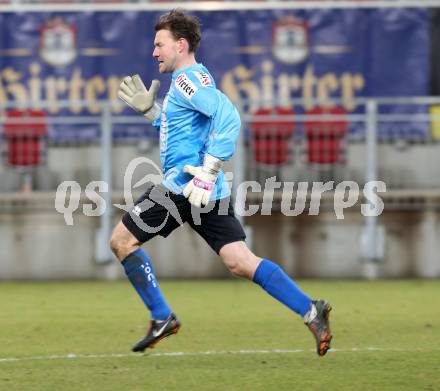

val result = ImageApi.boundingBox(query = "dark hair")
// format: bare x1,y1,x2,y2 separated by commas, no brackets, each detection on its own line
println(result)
155,9,201,53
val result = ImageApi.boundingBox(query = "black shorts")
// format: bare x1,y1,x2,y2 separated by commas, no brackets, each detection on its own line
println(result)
122,184,246,254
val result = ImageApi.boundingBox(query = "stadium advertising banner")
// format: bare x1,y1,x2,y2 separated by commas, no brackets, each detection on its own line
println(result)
0,9,430,142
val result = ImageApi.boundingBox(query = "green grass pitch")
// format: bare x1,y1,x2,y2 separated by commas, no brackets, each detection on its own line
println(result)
0,279,439,391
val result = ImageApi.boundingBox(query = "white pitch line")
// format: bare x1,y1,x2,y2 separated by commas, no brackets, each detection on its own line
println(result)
0,347,438,364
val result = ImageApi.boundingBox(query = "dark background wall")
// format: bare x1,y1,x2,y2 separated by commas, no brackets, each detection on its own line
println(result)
431,10,440,95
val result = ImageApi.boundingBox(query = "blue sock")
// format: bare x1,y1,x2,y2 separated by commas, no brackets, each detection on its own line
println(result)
253,259,312,317
122,249,172,320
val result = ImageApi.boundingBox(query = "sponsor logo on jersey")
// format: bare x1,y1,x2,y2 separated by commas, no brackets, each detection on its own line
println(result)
193,71,212,87
160,95,169,153
175,73,198,99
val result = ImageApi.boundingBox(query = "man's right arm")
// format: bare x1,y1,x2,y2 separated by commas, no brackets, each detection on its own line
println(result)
118,75,161,122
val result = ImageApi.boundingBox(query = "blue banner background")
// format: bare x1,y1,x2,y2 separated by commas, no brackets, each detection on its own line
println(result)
0,9,430,142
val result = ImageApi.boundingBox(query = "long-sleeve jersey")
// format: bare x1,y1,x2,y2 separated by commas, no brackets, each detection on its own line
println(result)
152,63,241,200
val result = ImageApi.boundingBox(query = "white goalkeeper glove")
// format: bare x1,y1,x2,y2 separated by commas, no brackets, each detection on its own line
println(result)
117,75,161,121
183,154,223,208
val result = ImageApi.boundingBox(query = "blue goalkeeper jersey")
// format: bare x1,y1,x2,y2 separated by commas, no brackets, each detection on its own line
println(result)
152,63,241,200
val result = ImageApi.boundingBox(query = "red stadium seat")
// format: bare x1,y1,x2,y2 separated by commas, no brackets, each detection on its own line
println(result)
2,109,48,192
4,109,48,167
250,107,295,166
304,106,348,165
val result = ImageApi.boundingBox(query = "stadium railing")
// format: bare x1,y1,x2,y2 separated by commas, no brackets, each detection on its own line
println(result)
1,97,439,193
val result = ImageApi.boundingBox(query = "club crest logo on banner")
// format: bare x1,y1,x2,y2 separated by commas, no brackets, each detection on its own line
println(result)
272,16,309,64
39,17,77,67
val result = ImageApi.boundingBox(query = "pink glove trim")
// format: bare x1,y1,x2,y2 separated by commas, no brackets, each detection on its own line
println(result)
193,177,214,191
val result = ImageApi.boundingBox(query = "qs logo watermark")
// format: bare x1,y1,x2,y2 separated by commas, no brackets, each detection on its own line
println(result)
54,156,163,226
54,157,386,230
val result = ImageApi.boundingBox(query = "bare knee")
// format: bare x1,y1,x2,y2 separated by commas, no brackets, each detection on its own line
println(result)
109,221,141,261
219,241,262,280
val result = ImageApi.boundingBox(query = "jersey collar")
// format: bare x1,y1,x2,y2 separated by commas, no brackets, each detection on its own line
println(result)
172,63,203,79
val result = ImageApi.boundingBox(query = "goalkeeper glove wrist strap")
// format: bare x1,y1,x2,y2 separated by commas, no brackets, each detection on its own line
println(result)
143,102,161,121
203,154,223,177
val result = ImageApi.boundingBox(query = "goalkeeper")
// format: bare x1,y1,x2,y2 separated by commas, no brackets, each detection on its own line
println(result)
110,9,332,356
